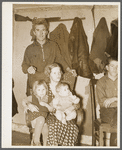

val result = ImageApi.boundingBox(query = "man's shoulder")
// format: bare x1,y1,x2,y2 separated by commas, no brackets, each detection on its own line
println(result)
97,75,107,85
25,42,36,51
48,39,58,46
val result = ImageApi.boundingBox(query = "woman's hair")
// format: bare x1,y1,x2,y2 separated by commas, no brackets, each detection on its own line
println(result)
30,17,49,41
32,80,48,97
44,63,63,80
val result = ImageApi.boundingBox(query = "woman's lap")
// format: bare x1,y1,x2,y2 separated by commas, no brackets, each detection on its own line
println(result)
46,113,79,146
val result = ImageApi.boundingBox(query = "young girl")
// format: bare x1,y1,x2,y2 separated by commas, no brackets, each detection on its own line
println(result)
52,82,80,124
22,80,53,146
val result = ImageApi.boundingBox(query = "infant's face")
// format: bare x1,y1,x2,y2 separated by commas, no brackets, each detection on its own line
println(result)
59,85,70,97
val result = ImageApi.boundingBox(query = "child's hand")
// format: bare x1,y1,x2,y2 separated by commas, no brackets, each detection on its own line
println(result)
64,109,70,114
24,106,28,113
28,103,39,112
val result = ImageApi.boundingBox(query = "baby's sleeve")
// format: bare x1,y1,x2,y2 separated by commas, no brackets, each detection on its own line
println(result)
74,97,80,104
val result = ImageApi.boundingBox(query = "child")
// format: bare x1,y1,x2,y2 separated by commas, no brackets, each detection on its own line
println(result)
22,80,53,146
52,82,80,124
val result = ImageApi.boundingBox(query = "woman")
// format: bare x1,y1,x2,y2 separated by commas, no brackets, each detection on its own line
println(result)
24,63,79,146
44,63,80,146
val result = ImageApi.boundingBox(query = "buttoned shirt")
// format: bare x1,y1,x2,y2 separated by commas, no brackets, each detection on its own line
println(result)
96,74,118,108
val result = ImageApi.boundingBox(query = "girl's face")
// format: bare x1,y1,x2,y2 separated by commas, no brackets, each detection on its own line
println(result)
50,67,62,82
36,84,47,98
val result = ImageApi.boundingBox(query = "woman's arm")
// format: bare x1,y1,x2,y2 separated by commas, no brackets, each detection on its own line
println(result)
64,102,80,113
40,102,54,112
73,102,80,110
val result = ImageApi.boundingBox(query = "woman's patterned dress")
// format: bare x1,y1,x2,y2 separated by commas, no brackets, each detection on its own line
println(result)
46,83,79,146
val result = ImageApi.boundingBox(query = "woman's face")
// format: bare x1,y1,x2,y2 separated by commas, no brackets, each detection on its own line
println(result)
50,67,62,82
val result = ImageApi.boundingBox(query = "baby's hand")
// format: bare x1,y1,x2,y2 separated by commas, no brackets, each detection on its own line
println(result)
48,106,55,112
64,109,70,114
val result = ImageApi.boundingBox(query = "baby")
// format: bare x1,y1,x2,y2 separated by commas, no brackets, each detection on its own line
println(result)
52,82,80,124
22,80,53,146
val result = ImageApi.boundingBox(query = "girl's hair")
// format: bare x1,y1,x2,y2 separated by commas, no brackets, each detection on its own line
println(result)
30,18,49,41
32,80,48,97
44,63,63,80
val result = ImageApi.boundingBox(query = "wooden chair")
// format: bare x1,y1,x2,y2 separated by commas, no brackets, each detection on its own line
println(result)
90,78,117,146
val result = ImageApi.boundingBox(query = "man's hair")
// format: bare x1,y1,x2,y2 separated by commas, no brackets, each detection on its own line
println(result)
32,80,48,97
30,18,49,41
44,63,63,80
105,56,118,66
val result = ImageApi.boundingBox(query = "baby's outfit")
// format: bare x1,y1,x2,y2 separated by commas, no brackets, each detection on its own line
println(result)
53,93,80,124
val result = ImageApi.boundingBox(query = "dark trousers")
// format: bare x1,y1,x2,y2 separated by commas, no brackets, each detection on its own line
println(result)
100,107,117,146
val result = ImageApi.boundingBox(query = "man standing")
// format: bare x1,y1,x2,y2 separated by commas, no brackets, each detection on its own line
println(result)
22,18,76,96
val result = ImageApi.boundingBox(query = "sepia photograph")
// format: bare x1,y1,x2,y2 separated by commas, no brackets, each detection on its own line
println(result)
2,2,120,148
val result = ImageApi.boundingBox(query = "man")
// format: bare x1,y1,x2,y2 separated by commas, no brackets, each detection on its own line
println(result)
22,18,76,96
96,57,118,146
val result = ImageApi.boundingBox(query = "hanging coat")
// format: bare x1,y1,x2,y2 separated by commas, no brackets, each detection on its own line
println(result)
68,17,93,78
89,17,110,66
105,18,118,60
50,23,72,68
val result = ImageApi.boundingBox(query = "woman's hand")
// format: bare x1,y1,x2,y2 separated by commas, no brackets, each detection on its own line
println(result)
28,103,39,112
66,67,77,77
103,97,118,108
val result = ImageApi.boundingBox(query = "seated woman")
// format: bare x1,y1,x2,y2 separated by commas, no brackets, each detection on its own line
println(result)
96,56,118,146
23,63,80,146
44,63,80,146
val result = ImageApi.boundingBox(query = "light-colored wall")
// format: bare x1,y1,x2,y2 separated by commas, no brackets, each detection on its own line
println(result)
12,4,118,136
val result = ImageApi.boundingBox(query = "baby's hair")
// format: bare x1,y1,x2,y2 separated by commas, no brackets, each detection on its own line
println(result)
56,82,70,93
32,80,48,97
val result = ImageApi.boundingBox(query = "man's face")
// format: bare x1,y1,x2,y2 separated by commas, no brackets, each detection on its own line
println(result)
106,60,118,78
33,24,48,42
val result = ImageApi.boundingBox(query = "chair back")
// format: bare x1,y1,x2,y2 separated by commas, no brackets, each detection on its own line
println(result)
90,79,98,122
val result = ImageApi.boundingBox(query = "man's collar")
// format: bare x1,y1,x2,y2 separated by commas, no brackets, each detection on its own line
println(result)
34,39,49,46
106,73,118,81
